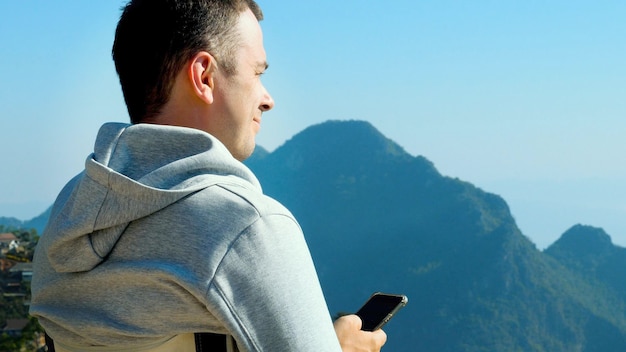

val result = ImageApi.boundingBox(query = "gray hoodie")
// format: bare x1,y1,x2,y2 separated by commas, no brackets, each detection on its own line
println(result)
30,123,342,351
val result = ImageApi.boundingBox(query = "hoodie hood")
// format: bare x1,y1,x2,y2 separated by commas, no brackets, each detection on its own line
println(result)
42,122,261,273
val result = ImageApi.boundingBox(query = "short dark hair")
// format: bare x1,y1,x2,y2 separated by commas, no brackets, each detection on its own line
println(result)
112,0,263,123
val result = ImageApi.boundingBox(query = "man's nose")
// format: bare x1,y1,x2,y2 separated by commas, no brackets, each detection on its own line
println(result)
260,86,275,112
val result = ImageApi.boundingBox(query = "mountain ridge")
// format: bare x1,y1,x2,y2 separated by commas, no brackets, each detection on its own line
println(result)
244,120,626,351
0,207,50,234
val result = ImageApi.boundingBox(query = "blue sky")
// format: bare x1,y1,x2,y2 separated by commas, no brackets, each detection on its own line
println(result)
1,1,625,249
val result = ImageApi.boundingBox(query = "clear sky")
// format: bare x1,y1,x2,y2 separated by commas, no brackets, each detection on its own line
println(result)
1,1,624,249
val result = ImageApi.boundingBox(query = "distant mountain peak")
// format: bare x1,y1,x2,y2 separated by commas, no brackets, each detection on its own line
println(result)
0,206,51,234
277,120,411,161
546,224,615,258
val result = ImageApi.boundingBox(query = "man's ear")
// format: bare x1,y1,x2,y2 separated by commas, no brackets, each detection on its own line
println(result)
189,51,216,105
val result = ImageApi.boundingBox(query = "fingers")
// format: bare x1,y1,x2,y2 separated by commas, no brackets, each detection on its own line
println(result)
335,314,363,330
371,328,387,347
334,314,387,352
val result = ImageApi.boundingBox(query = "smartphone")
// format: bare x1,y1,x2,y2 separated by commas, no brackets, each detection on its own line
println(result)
355,292,408,331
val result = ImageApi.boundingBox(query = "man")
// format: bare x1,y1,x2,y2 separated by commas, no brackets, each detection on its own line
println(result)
30,1,388,351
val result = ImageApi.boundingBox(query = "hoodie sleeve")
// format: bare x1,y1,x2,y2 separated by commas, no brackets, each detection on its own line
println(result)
206,213,342,352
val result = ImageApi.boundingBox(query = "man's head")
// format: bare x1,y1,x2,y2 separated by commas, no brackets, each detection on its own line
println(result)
112,0,264,123
112,0,274,160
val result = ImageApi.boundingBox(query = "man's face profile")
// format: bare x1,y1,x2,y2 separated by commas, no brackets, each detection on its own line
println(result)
205,9,275,161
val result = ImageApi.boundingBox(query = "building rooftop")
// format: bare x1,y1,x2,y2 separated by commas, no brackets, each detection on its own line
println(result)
0,233,17,243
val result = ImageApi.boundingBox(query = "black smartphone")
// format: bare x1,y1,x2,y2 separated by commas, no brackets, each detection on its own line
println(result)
355,292,408,331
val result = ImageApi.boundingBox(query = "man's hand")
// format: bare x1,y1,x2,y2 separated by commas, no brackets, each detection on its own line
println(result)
334,314,387,352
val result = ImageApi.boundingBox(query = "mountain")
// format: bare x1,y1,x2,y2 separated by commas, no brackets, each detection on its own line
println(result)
546,224,626,303
0,206,50,234
0,216,22,230
245,120,626,351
